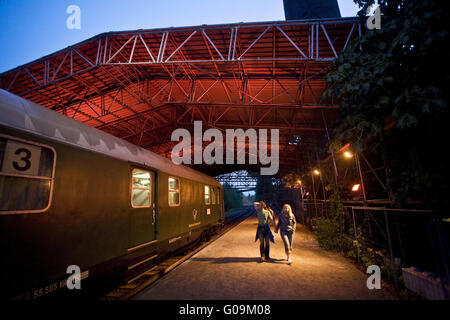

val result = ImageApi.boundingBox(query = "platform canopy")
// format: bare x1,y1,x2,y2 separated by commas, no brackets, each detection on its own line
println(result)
0,17,361,176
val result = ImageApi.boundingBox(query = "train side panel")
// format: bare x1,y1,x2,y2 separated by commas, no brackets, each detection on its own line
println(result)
1,125,224,299
156,172,223,242
1,126,130,298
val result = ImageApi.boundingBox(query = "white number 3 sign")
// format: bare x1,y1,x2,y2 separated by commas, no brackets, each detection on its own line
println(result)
2,141,41,176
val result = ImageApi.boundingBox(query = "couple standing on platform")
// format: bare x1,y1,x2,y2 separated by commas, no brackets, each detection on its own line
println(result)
254,201,296,264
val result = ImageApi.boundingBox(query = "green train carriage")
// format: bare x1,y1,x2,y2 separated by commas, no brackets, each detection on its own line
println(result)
0,89,224,299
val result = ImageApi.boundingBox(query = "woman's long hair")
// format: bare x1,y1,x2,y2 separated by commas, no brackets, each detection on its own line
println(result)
282,204,294,217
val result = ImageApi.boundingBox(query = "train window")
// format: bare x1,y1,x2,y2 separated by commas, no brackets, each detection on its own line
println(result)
211,187,216,204
216,189,220,204
131,169,151,208
168,177,180,206
205,185,211,205
0,135,56,214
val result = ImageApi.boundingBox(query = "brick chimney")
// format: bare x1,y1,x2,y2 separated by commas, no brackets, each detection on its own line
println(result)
283,0,341,20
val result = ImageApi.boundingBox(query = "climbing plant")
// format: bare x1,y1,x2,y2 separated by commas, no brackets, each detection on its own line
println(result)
311,184,343,251
322,0,449,212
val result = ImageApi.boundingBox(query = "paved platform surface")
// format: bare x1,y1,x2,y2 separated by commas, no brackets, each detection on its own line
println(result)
133,215,395,300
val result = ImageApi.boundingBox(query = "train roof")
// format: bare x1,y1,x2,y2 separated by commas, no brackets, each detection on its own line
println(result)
0,89,221,187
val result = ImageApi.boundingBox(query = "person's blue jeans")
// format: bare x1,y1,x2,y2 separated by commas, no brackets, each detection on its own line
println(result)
280,230,294,255
258,227,270,258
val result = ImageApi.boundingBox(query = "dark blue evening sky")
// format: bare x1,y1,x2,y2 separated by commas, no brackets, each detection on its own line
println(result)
0,0,359,73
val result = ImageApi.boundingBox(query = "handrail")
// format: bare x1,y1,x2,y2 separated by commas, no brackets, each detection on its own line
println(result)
347,206,434,213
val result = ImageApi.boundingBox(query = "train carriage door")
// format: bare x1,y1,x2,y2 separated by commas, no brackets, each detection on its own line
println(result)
204,185,211,216
129,168,156,248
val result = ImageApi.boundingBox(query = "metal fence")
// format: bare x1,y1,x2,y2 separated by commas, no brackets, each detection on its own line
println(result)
302,200,450,290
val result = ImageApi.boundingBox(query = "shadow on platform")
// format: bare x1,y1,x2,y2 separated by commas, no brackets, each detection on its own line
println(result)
191,257,286,264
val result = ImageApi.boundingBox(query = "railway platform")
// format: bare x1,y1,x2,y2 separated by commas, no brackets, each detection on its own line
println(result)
133,214,395,300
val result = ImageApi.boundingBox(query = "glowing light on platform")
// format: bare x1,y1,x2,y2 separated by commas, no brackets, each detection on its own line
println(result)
344,151,353,159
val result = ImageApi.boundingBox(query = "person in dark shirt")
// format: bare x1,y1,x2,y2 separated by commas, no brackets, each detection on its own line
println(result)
275,204,296,264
